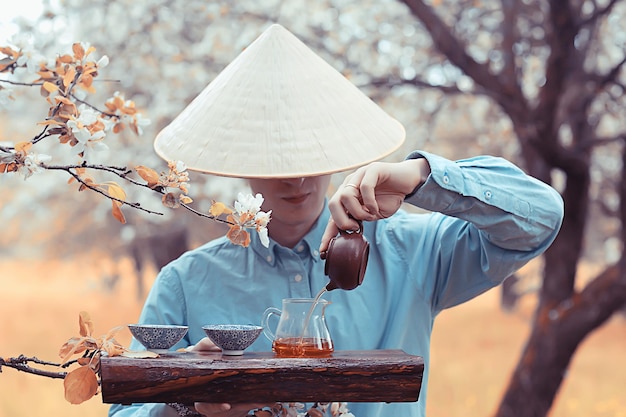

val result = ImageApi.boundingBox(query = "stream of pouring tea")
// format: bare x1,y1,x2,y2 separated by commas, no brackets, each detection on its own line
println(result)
301,286,327,339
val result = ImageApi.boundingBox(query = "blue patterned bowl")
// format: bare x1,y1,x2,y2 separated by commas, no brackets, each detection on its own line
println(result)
202,324,263,355
128,324,189,353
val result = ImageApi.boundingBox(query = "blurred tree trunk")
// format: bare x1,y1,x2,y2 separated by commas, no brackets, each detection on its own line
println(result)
400,0,626,416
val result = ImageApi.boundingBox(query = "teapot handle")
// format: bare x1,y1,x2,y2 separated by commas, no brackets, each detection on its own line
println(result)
339,219,363,235
320,220,363,260
261,307,282,342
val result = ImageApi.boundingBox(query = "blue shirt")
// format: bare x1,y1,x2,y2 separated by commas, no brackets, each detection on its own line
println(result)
109,151,563,417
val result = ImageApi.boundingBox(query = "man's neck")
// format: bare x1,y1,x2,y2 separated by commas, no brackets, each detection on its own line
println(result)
269,219,317,249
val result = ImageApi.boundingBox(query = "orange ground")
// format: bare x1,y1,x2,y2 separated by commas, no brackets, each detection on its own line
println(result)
0,255,624,417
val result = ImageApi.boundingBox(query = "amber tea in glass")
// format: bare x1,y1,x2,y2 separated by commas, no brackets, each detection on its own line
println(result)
272,337,334,357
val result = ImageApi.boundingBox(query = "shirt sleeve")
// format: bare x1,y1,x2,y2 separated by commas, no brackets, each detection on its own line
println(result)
402,150,564,312
405,151,563,251
109,403,180,417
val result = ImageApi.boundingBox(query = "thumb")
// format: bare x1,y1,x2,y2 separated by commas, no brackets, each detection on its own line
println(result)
319,220,339,255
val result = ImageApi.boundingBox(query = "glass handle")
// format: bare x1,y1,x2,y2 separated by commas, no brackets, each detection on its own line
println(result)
261,307,281,342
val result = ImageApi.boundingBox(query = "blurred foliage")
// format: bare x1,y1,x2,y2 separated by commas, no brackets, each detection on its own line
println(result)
0,0,527,256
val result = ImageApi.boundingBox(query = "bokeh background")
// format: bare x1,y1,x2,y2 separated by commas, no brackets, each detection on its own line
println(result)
1,1,625,416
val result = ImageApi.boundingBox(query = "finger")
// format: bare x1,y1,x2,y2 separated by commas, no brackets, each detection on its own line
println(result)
339,181,373,222
358,169,382,217
319,217,340,254
329,174,375,227
327,194,364,230
194,402,268,416
193,402,231,415
190,337,221,352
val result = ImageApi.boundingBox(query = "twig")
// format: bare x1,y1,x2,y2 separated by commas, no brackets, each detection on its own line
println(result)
44,164,165,216
0,355,68,380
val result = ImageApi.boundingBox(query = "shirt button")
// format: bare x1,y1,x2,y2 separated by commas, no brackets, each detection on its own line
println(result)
296,244,305,252
294,274,303,282
484,191,492,200
313,250,319,257
442,175,450,184
266,255,273,263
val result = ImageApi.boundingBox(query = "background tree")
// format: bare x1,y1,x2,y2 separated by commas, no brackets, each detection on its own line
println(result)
394,1,626,416
1,1,625,416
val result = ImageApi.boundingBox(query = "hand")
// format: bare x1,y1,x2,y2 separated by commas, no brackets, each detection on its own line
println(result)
194,402,269,417
320,158,430,253
189,337,222,353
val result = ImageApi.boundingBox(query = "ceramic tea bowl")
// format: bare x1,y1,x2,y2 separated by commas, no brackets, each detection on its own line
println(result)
128,324,189,353
202,324,263,355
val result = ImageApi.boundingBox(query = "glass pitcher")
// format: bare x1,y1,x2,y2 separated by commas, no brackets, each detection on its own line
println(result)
261,298,333,357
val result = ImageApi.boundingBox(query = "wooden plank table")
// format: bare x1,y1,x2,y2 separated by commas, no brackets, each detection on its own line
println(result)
100,349,424,404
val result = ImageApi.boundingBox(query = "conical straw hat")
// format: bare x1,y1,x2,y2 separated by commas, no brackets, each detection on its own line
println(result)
154,24,406,178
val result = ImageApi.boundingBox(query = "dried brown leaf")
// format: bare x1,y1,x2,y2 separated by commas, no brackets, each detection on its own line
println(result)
179,195,193,204
38,119,65,126
72,43,85,61
162,192,179,208
135,165,159,187
59,337,87,361
121,350,160,359
58,54,73,64
101,340,126,357
58,336,98,364
111,201,126,224
103,325,124,341
15,142,32,153
63,66,76,88
64,366,99,404
43,81,58,93
226,225,251,248
0,46,18,57
209,201,232,217
79,311,94,337
80,73,93,88
105,182,126,201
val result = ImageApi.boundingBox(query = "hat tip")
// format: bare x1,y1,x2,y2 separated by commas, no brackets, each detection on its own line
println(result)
266,23,288,33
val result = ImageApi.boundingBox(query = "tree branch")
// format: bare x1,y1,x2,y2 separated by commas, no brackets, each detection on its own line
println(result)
400,0,512,101
365,75,470,95
0,355,69,380
555,263,626,351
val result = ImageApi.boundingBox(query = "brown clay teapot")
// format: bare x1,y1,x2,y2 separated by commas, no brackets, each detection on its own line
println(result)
320,221,370,291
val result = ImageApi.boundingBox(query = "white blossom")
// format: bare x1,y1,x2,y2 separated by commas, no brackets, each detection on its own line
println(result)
15,44,48,74
235,192,264,215
133,113,151,135
17,153,51,179
257,227,269,248
97,55,109,68
67,119,108,160
75,105,100,125
0,148,15,163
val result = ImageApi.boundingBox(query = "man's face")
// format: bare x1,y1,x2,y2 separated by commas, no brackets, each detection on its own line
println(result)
248,175,332,228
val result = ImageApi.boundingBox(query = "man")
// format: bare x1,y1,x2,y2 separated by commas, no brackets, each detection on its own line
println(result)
110,24,563,417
